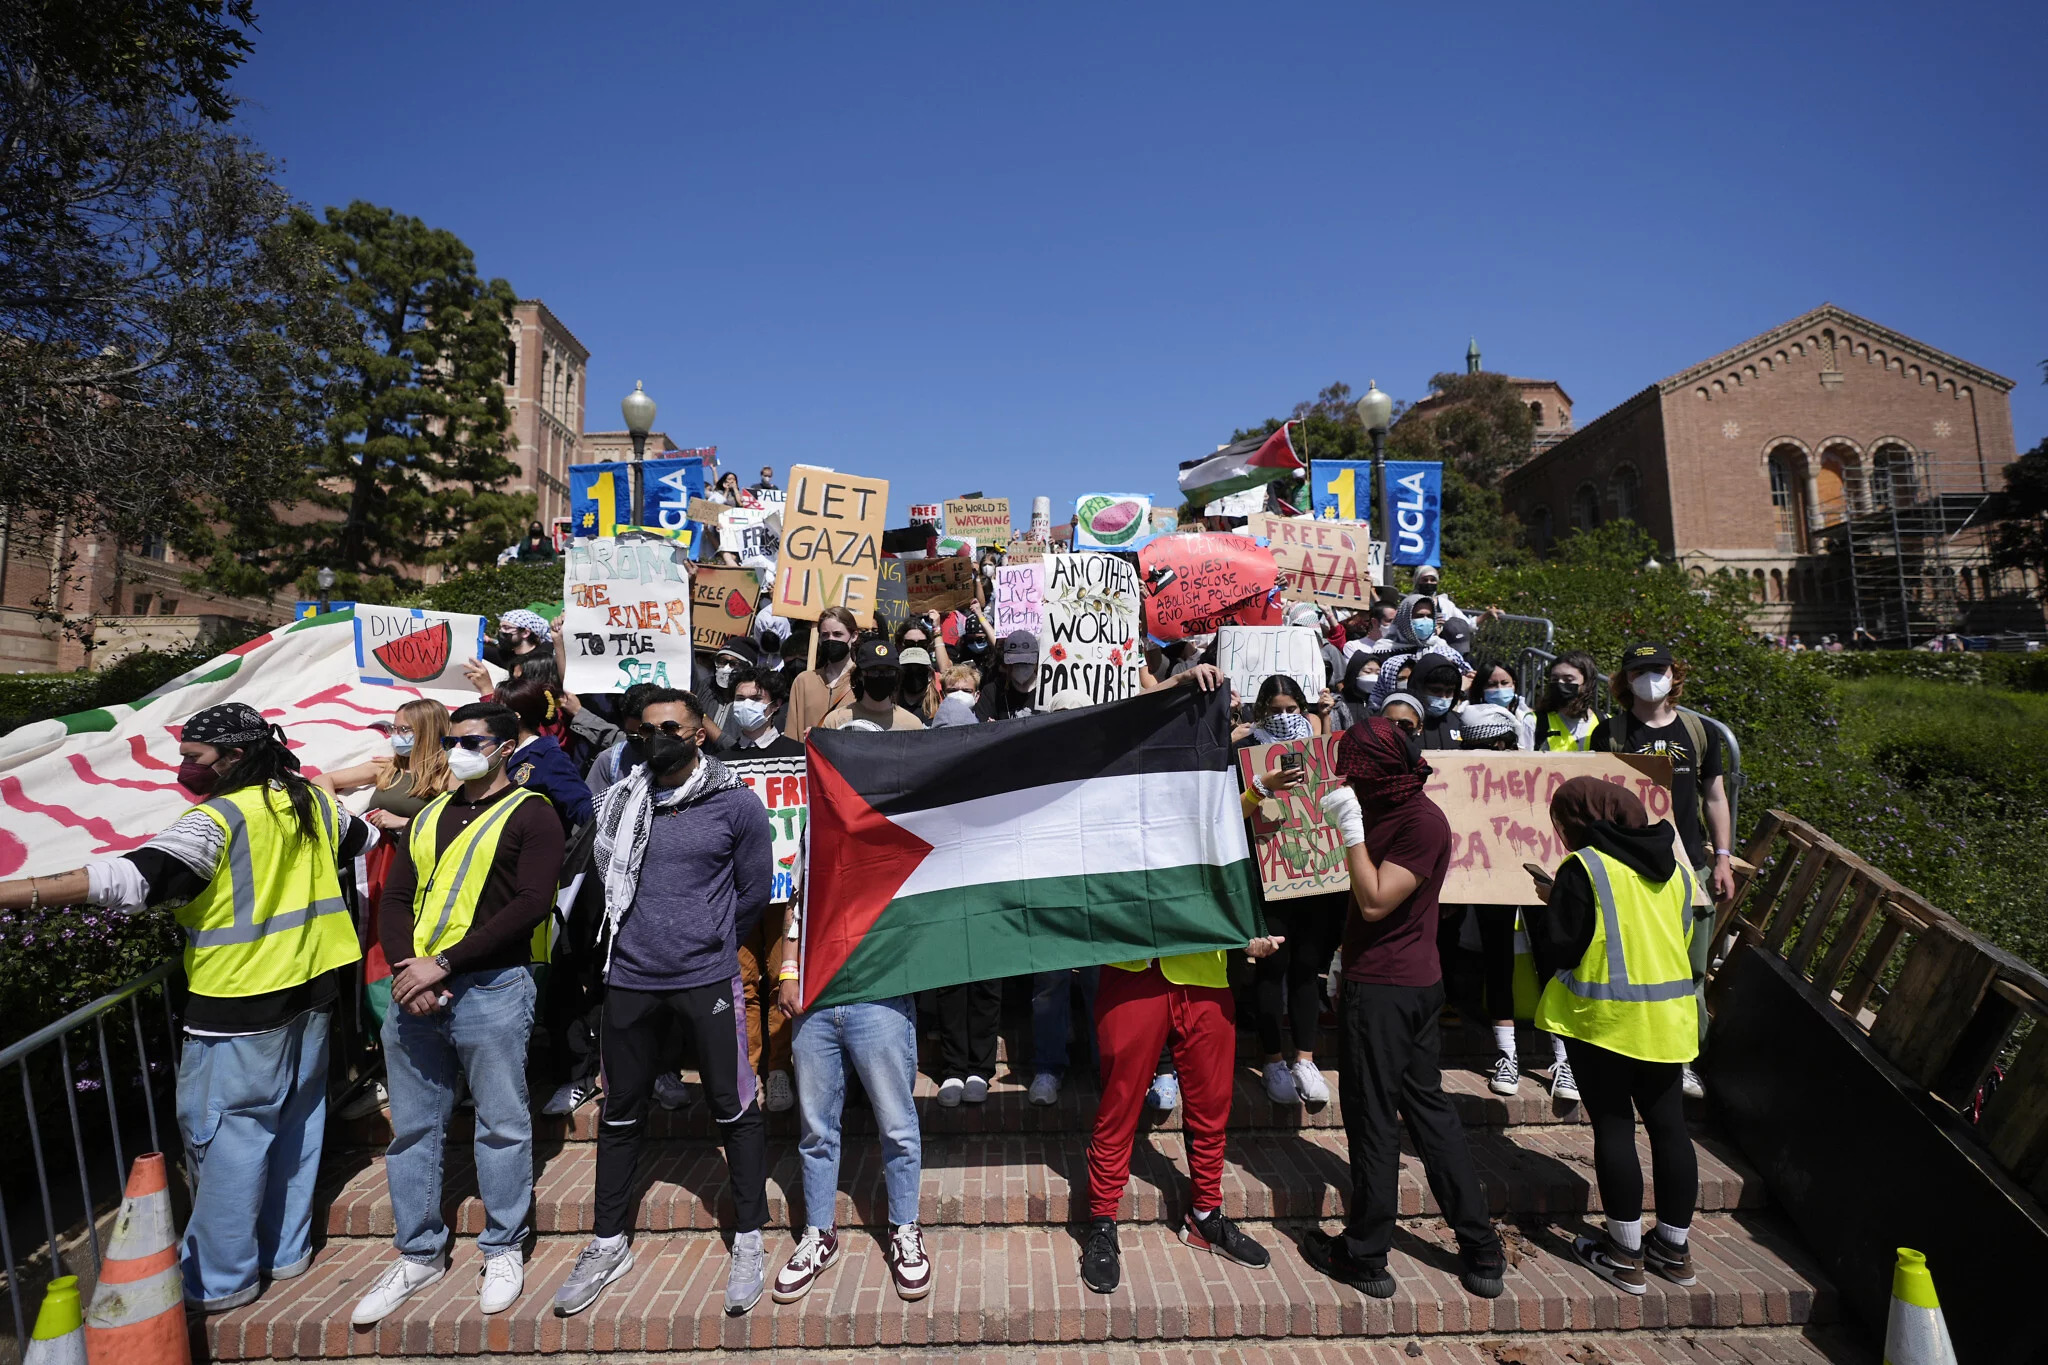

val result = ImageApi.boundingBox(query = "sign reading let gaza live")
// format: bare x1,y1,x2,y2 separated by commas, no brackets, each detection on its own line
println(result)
1382,460,1442,567
773,465,889,624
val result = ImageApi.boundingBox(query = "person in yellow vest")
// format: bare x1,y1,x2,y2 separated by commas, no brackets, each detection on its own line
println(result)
1530,651,1600,753
351,702,564,1325
0,702,369,1311
1525,776,1699,1295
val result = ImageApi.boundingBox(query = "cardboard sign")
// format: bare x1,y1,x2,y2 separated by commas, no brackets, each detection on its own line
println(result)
1036,553,1143,707
687,496,729,527
906,556,978,612
729,753,808,903
1074,493,1151,550
874,560,912,634
720,505,780,560
562,537,694,693
944,497,1011,547
353,605,485,690
1137,533,1281,641
992,562,1045,639
1005,535,1046,564
1216,625,1323,701
1238,737,1349,901
908,503,942,524
1429,752,1695,905
1246,513,1378,611
773,464,889,624
691,566,760,651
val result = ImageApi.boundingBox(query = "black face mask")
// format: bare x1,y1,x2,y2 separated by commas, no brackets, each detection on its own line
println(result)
629,731,697,777
817,637,851,664
901,666,931,696
1548,677,1582,704
862,671,900,702
1400,732,1424,766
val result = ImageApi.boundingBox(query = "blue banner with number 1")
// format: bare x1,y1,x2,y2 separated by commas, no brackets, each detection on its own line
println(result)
1310,460,1372,525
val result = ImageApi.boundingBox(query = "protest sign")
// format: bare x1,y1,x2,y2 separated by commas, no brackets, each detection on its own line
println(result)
908,502,941,524
1427,752,1696,904
906,556,978,612
1006,539,1045,564
728,753,807,902
1037,552,1142,707
563,536,693,692
640,455,707,533
1204,486,1266,518
773,464,889,624
1216,625,1322,701
1246,513,1378,611
1310,460,1371,522
686,496,728,526
720,505,780,560
295,600,356,620
752,485,786,510
1237,737,1348,900
569,462,632,538
353,605,485,690
874,560,911,633
944,497,1010,547
1383,460,1443,567
992,562,1044,639
1137,533,1281,641
1074,493,1152,550
691,566,759,650
1150,508,1180,536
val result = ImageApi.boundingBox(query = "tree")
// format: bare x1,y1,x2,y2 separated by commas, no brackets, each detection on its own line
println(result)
1384,371,1536,567
1990,436,2048,602
196,203,526,601
0,0,342,602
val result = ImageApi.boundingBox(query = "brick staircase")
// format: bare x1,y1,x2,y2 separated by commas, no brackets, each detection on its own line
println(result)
203,1021,1866,1363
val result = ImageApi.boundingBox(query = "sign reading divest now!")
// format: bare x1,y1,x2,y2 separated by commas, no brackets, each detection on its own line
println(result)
774,465,889,624
563,536,693,693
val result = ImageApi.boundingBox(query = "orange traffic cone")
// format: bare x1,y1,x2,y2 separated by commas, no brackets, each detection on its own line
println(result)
83,1153,191,1365
24,1275,86,1365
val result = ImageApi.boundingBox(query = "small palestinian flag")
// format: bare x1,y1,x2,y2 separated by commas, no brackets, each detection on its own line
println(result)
800,684,1262,1008
1176,419,1303,506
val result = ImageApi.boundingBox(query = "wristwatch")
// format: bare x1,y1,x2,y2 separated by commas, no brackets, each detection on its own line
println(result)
433,952,452,973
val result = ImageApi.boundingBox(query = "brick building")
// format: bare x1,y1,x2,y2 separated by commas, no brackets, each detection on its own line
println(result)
1501,304,2029,641
504,300,590,530
1409,337,1577,456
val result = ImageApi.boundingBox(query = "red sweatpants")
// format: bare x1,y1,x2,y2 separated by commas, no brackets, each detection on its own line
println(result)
1086,963,1236,1219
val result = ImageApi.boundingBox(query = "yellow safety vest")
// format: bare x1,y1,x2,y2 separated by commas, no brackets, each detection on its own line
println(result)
1534,848,1698,1063
176,785,360,998
1109,950,1228,990
1537,711,1592,753
407,787,552,960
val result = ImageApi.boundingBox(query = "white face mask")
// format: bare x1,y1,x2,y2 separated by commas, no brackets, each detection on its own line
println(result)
713,664,734,689
446,742,500,781
1630,670,1673,702
730,698,770,732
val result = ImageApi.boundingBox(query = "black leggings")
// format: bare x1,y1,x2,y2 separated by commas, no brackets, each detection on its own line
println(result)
1474,905,1519,1023
1562,1037,1696,1228
1253,892,1345,1056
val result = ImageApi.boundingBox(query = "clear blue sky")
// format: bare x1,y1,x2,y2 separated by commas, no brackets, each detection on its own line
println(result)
234,2,2046,519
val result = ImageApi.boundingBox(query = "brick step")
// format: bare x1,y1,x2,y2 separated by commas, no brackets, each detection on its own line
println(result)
941,1016,1512,1070
321,1124,1763,1240
337,1061,1698,1148
204,1213,1836,1359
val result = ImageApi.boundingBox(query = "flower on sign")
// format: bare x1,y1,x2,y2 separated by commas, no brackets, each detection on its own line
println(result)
1109,648,1124,667
1049,644,1068,662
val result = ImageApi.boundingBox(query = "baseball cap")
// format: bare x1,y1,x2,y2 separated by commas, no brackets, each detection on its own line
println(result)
898,646,933,668
854,637,897,670
715,637,761,667
1002,630,1039,663
1621,641,1673,670
1439,617,1474,652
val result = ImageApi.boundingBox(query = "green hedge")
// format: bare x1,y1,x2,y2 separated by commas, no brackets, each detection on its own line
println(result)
390,561,564,623
0,633,259,736
1797,649,2048,692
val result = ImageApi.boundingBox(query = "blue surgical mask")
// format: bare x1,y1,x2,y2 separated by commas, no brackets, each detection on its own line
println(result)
1483,686,1515,708
1425,695,1454,718
390,733,415,756
1411,618,1436,642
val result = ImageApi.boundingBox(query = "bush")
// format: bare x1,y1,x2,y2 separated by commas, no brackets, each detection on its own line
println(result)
0,630,260,735
377,560,564,624
1798,649,2048,692
0,903,181,1031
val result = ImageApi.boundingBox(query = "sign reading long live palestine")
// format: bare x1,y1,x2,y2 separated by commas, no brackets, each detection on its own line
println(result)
1036,552,1142,708
562,536,693,693
773,465,889,624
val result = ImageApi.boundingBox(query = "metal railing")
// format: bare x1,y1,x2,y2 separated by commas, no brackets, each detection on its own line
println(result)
0,962,181,1347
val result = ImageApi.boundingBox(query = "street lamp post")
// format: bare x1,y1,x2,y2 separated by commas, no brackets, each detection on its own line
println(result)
1354,379,1394,533
315,566,335,616
621,381,656,460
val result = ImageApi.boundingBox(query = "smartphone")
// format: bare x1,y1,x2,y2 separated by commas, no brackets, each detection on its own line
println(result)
1280,752,1306,772
1524,862,1554,889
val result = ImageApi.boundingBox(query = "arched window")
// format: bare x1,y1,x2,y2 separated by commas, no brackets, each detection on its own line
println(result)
505,341,518,385
1611,465,1640,524
1768,448,1808,549
1751,568,1766,601
1529,401,1544,426
564,370,575,418
1530,506,1554,552
1871,445,1918,508
1572,482,1601,532
1769,568,1784,602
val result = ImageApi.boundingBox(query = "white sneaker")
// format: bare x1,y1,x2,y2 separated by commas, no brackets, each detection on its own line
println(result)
765,1070,795,1113
1290,1058,1330,1104
1550,1057,1580,1104
936,1077,965,1107
338,1078,387,1121
1147,1072,1180,1113
543,1079,599,1116
351,1257,445,1325
1681,1064,1705,1100
479,1253,523,1314
961,1075,989,1104
1488,1052,1521,1096
1027,1072,1060,1106
1263,1060,1300,1105
653,1072,695,1110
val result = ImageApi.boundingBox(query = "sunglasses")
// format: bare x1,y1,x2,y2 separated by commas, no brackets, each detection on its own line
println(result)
1391,720,1420,736
635,720,695,738
440,736,503,752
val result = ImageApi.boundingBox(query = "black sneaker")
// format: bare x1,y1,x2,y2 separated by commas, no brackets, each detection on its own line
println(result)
1460,1243,1506,1299
1080,1218,1120,1294
1300,1228,1394,1298
1181,1209,1269,1269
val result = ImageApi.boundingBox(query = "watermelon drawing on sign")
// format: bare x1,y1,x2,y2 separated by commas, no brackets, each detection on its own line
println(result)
1079,496,1146,546
371,620,453,682
724,589,752,620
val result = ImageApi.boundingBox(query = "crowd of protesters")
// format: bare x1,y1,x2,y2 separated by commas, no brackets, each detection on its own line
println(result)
0,516,1729,1320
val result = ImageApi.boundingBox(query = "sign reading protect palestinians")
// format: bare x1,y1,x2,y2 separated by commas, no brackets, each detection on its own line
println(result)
1237,736,1348,901
1245,513,1378,611
563,536,693,693
1215,625,1323,702
1073,493,1152,550
1036,552,1142,708
728,754,807,903
773,465,889,624
943,497,1011,547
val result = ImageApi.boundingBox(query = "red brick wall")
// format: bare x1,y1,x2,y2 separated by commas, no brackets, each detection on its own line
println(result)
1501,390,1671,551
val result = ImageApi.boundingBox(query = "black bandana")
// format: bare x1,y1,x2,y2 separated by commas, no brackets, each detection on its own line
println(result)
181,702,279,749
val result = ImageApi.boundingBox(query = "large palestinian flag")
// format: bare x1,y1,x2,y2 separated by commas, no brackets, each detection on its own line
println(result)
801,683,1261,1008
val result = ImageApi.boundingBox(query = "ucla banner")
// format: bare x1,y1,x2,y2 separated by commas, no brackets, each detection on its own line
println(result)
1381,460,1442,567
569,462,633,539
1310,460,1372,524
641,454,708,554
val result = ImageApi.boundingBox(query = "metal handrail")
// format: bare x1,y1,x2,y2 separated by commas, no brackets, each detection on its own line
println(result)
0,961,177,1071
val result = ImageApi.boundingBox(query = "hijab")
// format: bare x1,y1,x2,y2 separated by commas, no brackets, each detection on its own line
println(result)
1335,716,1431,816
1549,775,1649,850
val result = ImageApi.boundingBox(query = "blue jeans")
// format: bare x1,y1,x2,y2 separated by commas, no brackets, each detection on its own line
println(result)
791,997,921,1231
176,1009,331,1308
1031,967,1099,1076
382,966,537,1263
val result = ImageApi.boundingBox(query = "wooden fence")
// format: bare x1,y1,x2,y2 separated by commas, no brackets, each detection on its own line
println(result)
1724,809,2048,1204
